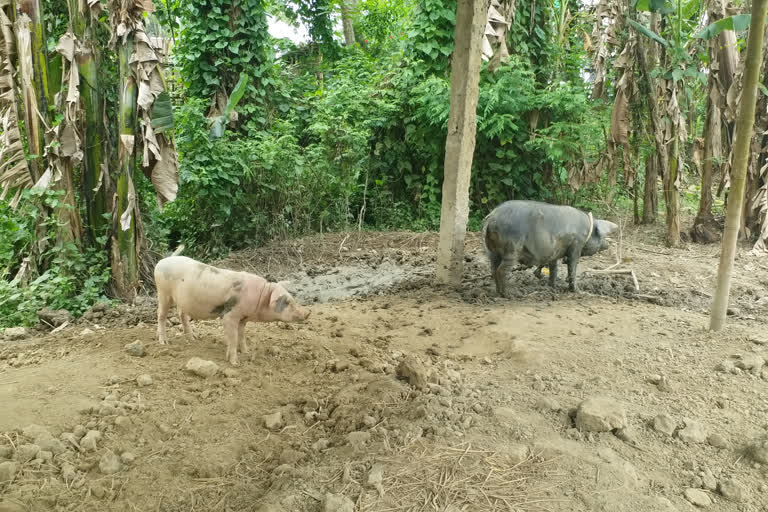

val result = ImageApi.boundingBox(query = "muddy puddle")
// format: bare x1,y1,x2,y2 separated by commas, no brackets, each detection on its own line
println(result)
282,262,432,303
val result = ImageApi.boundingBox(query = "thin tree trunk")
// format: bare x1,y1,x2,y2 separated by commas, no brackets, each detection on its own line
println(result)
341,0,356,46
696,108,715,219
636,12,667,228
665,98,682,247
696,37,719,227
633,177,639,224
710,0,768,331
629,84,642,224
642,153,658,223
695,79,723,245
111,36,139,299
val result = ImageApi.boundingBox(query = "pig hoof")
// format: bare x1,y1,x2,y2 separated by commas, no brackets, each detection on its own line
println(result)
229,359,240,367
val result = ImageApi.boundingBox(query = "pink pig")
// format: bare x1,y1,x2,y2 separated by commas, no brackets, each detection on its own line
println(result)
154,254,310,366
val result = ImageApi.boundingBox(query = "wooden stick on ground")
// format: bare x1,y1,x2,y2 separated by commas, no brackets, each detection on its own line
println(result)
582,267,640,291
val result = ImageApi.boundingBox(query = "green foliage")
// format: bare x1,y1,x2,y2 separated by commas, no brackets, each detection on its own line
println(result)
293,0,339,58
161,97,360,259
407,0,456,76
150,91,175,134
634,0,668,12
694,14,759,39
175,0,274,127
209,74,249,138
400,57,603,224
0,190,111,328
508,0,556,82
628,18,670,47
355,0,411,45
0,201,33,280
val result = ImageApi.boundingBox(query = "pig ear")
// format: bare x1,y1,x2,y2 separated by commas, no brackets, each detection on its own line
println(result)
595,220,618,236
274,295,289,313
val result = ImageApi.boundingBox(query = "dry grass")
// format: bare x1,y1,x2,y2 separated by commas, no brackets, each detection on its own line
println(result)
340,441,561,512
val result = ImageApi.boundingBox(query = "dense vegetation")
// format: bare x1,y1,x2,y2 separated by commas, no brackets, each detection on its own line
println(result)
0,0,764,326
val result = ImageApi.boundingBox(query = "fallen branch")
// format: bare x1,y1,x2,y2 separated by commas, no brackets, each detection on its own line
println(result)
338,234,350,256
582,268,633,275
635,294,664,305
51,321,69,334
635,246,671,256
582,267,640,291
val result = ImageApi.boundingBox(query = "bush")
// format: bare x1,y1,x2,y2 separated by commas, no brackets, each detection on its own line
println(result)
161,97,364,259
0,190,111,328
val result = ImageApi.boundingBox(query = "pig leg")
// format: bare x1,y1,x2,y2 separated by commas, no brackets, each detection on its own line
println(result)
488,251,506,296
495,260,510,297
157,291,171,345
237,320,249,357
547,261,558,288
222,315,241,366
533,266,543,279
565,247,581,292
180,311,197,339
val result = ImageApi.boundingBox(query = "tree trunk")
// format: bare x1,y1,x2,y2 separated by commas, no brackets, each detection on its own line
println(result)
15,0,81,249
749,31,768,251
111,36,139,300
436,0,490,285
69,0,107,243
14,0,50,182
743,27,768,242
633,177,639,224
697,50,718,225
0,0,31,199
710,0,768,331
636,13,667,230
341,0,356,46
642,153,658,224
692,50,720,244
80,46,107,241
664,96,682,247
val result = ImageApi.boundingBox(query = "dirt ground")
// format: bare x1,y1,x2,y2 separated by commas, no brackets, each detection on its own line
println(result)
2,221,768,512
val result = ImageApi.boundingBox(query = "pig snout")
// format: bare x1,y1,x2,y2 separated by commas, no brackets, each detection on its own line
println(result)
285,302,310,322
273,293,311,322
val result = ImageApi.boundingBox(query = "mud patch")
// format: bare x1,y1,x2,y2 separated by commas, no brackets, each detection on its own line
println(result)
283,262,430,303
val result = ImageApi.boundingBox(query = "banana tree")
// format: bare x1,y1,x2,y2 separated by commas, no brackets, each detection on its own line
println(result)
628,0,709,247
108,0,179,299
693,10,768,249
482,0,514,72
66,0,109,244
0,0,30,207
691,0,736,243
0,0,83,280
710,0,768,330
